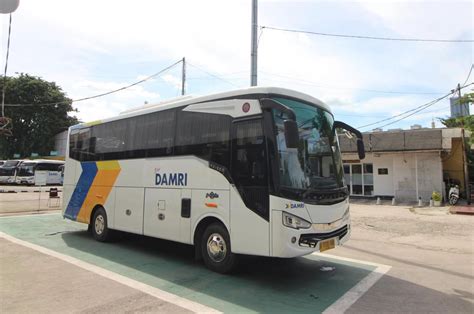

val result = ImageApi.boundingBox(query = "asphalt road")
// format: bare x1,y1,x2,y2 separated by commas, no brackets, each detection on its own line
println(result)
0,203,473,313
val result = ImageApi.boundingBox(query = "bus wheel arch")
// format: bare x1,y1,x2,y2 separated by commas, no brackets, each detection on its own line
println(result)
193,216,228,260
193,216,237,273
89,205,113,242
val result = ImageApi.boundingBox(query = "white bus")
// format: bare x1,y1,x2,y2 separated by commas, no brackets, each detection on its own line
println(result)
62,87,365,273
0,160,23,184
15,160,64,185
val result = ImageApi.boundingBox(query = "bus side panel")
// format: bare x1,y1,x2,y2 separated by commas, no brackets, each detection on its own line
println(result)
143,188,183,242
190,189,230,244
114,187,144,234
229,186,270,256
62,159,78,216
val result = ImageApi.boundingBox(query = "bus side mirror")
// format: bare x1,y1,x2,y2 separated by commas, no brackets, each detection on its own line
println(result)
356,138,365,160
284,120,299,149
334,121,365,160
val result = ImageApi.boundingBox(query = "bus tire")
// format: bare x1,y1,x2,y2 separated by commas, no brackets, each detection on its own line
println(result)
91,207,112,242
201,223,237,273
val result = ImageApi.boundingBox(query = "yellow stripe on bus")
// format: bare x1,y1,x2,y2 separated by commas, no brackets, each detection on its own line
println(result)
76,161,121,224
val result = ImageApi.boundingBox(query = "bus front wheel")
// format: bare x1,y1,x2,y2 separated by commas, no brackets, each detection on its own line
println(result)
91,207,113,242
201,223,237,273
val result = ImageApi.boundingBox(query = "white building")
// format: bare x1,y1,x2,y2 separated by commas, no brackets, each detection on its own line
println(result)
339,127,470,202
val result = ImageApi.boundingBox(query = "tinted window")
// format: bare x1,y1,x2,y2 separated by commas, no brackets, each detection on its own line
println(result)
69,110,177,161
3,160,20,167
176,111,231,169
69,128,92,161
37,163,61,171
92,120,127,160
232,119,269,220
129,110,176,158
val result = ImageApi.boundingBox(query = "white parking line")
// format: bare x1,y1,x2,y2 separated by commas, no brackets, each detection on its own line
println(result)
314,252,391,314
0,212,60,218
0,232,221,314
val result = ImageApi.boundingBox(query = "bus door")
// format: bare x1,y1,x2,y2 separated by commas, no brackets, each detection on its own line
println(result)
229,118,271,255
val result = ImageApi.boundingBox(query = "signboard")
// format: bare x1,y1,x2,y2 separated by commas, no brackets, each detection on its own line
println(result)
13,153,20,158
50,151,58,156
34,171,48,186
31,153,39,157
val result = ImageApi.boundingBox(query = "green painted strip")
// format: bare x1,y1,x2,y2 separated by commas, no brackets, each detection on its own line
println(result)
0,214,375,313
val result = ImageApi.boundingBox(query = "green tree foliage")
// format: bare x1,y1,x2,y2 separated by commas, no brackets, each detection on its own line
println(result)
459,91,474,105
439,91,474,138
0,74,78,159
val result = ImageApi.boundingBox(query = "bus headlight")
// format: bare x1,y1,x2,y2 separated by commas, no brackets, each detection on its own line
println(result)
282,212,311,229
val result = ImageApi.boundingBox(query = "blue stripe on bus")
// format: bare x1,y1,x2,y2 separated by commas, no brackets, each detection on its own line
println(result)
64,162,98,220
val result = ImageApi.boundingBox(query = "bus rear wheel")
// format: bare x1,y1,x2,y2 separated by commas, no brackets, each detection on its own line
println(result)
91,207,113,242
201,223,237,273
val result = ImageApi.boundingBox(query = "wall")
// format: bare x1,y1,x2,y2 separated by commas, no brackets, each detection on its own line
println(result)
54,130,68,157
442,137,466,192
343,151,443,202
392,152,443,201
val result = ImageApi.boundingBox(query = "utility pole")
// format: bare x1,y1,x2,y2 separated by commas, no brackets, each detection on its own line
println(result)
250,0,258,86
181,57,186,96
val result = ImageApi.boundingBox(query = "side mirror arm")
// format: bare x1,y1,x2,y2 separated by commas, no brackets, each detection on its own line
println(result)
334,121,365,160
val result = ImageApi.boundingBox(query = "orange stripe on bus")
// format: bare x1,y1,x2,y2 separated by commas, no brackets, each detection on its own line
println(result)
76,161,121,224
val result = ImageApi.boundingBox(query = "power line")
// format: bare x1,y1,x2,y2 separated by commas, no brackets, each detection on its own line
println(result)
357,94,451,129
358,82,473,129
187,62,240,88
260,71,444,95
4,60,183,107
375,94,452,129
337,106,450,119
261,26,474,43
462,64,473,86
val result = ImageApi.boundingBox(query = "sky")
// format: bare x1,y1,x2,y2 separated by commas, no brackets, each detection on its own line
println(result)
1,0,473,132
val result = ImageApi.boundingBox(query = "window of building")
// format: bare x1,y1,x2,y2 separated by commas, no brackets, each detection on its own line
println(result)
363,163,374,196
343,163,374,196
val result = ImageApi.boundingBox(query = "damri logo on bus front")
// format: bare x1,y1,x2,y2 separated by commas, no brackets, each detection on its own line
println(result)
155,168,188,186
285,202,305,209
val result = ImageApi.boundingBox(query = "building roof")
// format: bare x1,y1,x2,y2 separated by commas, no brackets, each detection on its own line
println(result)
339,127,467,153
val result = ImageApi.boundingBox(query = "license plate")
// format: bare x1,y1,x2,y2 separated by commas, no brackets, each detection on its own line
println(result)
319,238,336,252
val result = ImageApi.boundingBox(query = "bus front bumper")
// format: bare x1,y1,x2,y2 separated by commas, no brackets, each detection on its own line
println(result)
271,211,351,258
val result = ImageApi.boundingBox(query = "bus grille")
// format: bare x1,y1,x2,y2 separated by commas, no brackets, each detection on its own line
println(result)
299,225,348,248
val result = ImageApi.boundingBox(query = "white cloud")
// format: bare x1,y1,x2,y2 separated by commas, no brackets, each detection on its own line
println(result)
4,0,471,128
161,74,182,90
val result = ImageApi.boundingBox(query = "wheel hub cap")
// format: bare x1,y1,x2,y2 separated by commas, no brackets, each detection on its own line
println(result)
95,215,105,235
207,233,227,262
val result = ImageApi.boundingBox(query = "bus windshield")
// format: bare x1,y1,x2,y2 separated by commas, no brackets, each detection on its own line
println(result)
18,163,36,176
3,160,21,167
272,97,345,200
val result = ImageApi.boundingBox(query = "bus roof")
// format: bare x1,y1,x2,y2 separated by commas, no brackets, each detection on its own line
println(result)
72,86,331,129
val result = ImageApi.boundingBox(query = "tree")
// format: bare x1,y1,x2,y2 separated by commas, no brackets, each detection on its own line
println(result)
0,74,78,159
459,91,474,105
